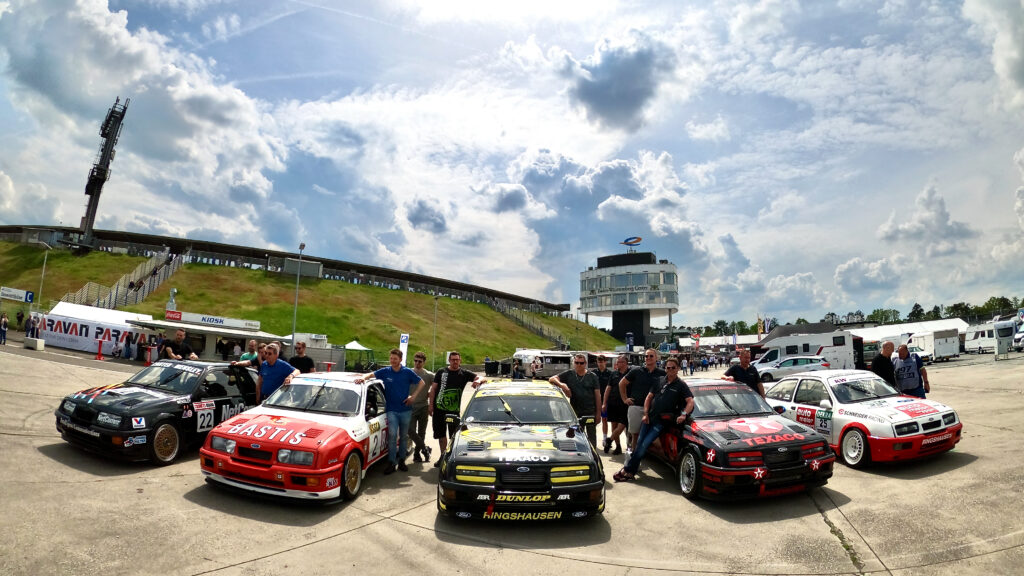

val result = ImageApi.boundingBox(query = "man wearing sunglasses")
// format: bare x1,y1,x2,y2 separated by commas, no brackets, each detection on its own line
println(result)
549,353,601,445
618,348,665,454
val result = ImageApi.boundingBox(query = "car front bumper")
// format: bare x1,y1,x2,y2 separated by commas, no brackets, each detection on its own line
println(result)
699,455,836,499
868,423,963,462
199,448,343,500
437,478,606,520
55,413,151,461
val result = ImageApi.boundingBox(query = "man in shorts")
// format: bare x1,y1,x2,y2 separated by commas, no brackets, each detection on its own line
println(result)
590,354,616,452
601,354,630,455
428,351,485,467
618,348,665,453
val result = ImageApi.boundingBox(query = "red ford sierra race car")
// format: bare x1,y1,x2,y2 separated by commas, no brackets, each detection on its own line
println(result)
764,369,963,467
200,372,389,501
644,378,836,500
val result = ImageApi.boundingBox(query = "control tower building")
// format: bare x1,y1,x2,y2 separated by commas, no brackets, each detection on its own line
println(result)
579,251,678,347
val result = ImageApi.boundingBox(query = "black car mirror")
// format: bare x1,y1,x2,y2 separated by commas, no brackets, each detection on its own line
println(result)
774,405,785,414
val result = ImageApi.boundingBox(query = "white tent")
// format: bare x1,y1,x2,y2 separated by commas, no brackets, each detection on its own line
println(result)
344,340,373,351
848,319,969,341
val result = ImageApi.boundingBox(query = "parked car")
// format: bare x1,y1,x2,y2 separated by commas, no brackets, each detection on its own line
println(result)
756,355,830,382
763,370,962,468
201,372,389,501
906,345,931,364
643,378,835,500
437,380,605,520
55,360,256,464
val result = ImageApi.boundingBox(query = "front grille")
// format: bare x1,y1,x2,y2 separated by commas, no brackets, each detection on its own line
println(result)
764,450,801,469
225,471,284,487
237,447,273,461
71,406,97,425
501,471,547,484
921,420,942,431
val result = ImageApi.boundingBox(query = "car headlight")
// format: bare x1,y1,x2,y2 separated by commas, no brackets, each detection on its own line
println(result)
550,465,590,483
278,449,315,466
454,465,497,483
894,422,919,436
96,412,122,428
210,436,236,454
942,412,956,426
62,400,76,415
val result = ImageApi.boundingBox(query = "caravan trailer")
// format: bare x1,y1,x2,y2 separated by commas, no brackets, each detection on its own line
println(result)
749,331,860,377
905,328,960,363
511,349,573,379
964,323,998,354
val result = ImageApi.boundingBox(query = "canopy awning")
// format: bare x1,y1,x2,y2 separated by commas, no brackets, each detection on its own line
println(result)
126,318,289,341
344,340,372,351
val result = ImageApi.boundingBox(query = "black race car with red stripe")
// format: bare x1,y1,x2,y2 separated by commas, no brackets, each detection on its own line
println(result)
643,378,835,500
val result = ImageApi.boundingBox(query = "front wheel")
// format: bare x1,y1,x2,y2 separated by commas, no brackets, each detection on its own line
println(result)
678,449,703,500
840,429,871,468
761,373,774,382
149,421,181,465
340,451,363,500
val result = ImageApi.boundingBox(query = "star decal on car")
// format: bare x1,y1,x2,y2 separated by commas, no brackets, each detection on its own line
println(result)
753,467,766,479
706,449,715,463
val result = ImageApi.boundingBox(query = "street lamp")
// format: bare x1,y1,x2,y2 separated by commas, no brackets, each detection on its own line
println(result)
291,242,305,356
38,242,51,310
432,295,439,371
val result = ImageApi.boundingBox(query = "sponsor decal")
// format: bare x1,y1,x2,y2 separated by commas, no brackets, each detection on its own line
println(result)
706,449,716,463
132,417,146,429
325,477,338,488
495,494,551,502
73,384,124,404
368,421,381,433
796,407,816,427
753,467,766,479
740,433,806,447
192,401,216,411
477,494,491,501
810,460,821,471
497,454,550,462
482,511,562,520
921,433,952,446
58,417,100,437
174,396,191,405
517,466,530,473
694,421,729,433
123,435,148,447
895,403,939,418
572,511,588,518
221,403,245,421
839,409,887,424
225,422,308,445
182,409,193,419
557,494,571,501
729,418,784,435
456,512,472,519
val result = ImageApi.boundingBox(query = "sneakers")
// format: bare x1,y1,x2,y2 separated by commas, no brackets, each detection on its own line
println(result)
602,438,611,454
424,446,433,460
398,461,409,472
383,463,396,475
413,450,423,463
612,445,622,455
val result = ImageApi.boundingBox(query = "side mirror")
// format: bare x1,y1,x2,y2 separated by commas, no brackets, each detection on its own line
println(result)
774,405,785,414
819,399,832,410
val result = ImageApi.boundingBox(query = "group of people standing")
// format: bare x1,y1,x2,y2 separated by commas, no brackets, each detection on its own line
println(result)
870,341,930,398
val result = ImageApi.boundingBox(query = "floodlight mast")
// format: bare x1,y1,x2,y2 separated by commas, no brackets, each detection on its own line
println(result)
80,96,130,246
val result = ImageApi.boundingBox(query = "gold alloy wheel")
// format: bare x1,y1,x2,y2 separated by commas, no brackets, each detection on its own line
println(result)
151,423,180,464
342,452,362,499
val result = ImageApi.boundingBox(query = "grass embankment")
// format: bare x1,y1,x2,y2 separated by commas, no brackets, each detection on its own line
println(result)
1,242,619,365
0,241,145,310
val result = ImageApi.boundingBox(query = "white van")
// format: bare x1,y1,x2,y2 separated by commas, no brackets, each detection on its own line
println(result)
964,323,997,354
511,349,573,379
749,331,857,372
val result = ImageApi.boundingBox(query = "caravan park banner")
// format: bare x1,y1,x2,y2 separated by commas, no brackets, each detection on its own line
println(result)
39,313,155,355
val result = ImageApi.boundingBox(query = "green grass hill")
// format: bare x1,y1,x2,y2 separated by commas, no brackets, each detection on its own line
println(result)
0,241,620,365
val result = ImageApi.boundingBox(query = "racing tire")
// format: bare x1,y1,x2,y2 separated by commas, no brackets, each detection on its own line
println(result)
840,428,871,468
761,373,774,383
149,421,181,465
340,451,363,501
678,448,703,500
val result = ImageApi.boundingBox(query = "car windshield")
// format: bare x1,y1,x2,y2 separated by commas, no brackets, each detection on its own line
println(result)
463,391,576,424
126,362,202,395
264,380,362,415
829,375,899,403
691,384,773,418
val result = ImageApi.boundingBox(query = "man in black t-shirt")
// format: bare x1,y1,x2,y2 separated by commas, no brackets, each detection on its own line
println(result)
163,328,199,361
428,351,484,467
549,353,601,445
614,356,694,482
288,342,316,373
601,354,630,455
618,348,666,453
723,349,763,397
870,341,896,387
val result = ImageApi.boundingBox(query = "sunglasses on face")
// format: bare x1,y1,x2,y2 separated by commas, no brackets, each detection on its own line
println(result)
574,361,586,365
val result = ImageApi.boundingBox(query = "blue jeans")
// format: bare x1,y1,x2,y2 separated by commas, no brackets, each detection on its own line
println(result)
624,421,664,474
386,410,413,465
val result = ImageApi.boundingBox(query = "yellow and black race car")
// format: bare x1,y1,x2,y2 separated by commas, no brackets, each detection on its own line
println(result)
436,380,605,520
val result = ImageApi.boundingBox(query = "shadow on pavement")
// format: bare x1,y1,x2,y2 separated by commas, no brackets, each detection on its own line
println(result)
855,449,978,479
35,441,161,477
432,513,612,549
181,479,344,527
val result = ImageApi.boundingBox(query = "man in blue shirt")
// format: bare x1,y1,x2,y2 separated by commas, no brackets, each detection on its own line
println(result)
357,348,426,474
258,343,299,402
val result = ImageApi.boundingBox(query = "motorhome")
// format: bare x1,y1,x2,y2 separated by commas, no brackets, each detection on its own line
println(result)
748,331,860,378
964,322,999,354
995,320,1017,355
906,329,959,362
512,349,573,379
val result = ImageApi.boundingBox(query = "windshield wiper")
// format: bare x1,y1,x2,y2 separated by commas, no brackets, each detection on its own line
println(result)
498,396,524,425
300,382,330,411
848,384,879,399
713,390,740,417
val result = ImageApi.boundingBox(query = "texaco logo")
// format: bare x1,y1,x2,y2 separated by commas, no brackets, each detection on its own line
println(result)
728,418,784,435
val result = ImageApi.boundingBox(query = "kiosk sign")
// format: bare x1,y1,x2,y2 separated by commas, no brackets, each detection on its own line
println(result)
1,286,34,303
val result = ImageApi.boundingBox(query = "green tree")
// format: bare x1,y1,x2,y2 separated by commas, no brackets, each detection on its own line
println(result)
979,296,1014,317
925,305,943,321
734,321,749,335
713,319,729,336
945,302,972,319
794,317,809,324
907,303,925,321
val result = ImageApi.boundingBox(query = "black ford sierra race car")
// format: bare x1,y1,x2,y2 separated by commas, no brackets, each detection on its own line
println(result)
644,378,836,500
437,380,605,520
55,360,257,464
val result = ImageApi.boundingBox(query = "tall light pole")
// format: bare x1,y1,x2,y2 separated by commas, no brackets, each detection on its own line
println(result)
291,242,305,356
38,242,51,311
432,295,439,371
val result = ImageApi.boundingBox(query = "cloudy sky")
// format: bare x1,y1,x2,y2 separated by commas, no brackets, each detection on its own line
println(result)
1,0,1023,328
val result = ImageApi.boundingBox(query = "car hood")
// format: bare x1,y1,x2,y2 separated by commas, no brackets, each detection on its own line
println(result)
692,414,826,449
450,424,593,465
212,409,352,450
840,396,953,423
64,383,185,414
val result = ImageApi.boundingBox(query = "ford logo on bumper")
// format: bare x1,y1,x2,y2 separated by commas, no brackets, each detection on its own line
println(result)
517,466,530,473
456,512,472,519
251,443,261,449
